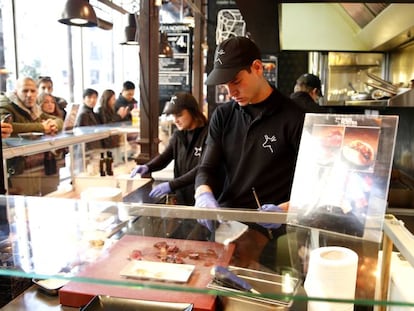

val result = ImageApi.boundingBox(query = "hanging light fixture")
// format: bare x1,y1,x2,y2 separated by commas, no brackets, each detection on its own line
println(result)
120,13,139,45
159,31,174,58
58,0,98,27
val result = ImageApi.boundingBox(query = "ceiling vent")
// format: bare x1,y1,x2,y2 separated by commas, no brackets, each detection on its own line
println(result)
340,3,389,28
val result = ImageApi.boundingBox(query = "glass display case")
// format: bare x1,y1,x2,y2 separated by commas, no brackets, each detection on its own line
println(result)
1,117,413,310
0,195,413,310
1,123,140,197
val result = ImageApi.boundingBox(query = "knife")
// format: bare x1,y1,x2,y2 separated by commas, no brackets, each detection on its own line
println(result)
212,266,260,294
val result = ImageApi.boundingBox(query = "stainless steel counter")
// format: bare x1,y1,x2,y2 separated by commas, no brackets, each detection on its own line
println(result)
1,286,77,311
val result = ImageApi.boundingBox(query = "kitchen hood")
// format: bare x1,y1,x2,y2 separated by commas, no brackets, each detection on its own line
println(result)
280,3,414,51
339,3,389,29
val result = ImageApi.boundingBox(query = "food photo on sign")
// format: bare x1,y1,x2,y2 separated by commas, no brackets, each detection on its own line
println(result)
287,114,397,242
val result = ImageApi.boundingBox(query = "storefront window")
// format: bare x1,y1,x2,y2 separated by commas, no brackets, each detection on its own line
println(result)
0,0,139,104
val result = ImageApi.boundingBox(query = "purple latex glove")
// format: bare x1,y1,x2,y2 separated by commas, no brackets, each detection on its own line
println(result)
258,204,284,229
195,192,219,231
149,182,171,198
130,164,149,178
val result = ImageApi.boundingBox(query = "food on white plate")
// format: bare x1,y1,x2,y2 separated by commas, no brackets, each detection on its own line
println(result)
342,140,374,167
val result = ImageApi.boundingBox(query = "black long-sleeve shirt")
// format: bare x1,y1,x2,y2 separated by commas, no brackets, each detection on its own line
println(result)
196,87,305,209
146,125,208,205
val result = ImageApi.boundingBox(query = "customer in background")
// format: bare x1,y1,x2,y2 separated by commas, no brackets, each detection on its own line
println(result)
38,92,67,176
290,73,325,113
96,89,128,150
0,77,63,195
37,76,68,119
38,92,64,120
195,36,305,268
131,92,208,206
75,88,102,150
97,89,129,124
115,81,137,121
0,77,63,135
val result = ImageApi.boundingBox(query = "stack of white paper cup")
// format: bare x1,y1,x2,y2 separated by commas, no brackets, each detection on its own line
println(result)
304,246,358,311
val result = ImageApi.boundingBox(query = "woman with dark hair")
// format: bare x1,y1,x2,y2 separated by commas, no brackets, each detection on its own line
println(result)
97,89,128,124
131,92,208,206
96,89,129,149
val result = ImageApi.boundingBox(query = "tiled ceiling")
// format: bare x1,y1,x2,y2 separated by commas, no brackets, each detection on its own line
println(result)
340,3,389,28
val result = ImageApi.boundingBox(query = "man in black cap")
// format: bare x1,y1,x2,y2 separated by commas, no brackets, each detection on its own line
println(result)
290,73,326,112
194,36,305,268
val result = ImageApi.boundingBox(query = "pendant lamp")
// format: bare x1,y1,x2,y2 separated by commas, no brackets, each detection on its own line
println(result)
120,14,139,45
159,31,173,58
58,0,98,27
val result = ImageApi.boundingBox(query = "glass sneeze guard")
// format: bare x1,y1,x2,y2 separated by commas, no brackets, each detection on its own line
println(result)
0,195,413,310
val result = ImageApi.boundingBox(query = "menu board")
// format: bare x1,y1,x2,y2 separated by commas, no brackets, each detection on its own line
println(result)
287,114,399,242
159,24,192,115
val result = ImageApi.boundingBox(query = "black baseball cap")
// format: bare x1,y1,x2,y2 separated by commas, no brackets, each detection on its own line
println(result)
297,73,323,97
205,36,261,85
163,92,199,115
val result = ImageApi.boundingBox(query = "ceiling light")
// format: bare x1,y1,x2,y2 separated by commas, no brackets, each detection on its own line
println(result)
58,0,98,27
120,14,139,45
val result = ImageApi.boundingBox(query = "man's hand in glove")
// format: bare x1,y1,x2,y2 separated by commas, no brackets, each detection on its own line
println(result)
195,192,219,231
149,182,171,198
130,165,149,178
258,204,284,229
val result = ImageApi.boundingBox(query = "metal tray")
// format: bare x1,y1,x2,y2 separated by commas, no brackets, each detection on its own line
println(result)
207,266,301,310
32,278,69,296
81,295,193,311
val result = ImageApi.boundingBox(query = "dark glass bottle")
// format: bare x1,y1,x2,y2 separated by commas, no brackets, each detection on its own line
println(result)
44,151,57,175
106,151,113,176
99,152,106,176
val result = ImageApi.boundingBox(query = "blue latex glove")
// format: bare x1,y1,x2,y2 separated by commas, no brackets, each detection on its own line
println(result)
149,182,171,198
130,164,149,178
258,204,284,229
195,192,219,231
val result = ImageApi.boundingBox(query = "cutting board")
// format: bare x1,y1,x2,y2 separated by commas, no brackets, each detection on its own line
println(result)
59,235,235,311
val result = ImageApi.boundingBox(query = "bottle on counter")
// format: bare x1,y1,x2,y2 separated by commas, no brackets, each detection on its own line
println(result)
44,151,57,175
131,103,140,127
106,151,114,176
99,152,106,176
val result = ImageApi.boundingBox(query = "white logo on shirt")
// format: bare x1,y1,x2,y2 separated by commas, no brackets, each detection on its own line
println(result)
262,134,277,153
194,147,202,157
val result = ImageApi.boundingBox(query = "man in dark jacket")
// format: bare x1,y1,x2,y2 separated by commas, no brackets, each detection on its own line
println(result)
75,88,102,150
115,81,137,121
290,73,326,113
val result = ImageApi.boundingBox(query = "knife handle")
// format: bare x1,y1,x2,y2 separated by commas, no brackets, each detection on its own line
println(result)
213,266,253,292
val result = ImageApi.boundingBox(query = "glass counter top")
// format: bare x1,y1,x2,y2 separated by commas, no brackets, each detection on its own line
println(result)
0,194,413,309
2,122,139,159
